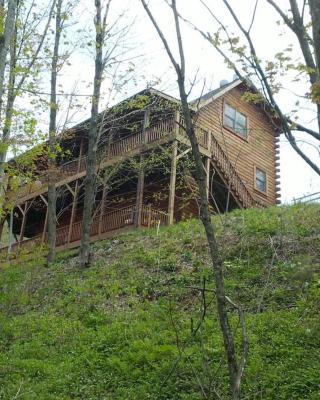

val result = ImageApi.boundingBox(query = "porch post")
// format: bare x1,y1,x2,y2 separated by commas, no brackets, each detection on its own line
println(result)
205,157,211,200
19,202,28,243
142,109,150,144
205,132,212,200
134,154,144,227
78,138,84,171
7,209,13,259
174,110,180,139
67,180,79,244
42,206,48,243
98,174,108,236
168,140,178,225
40,195,48,243
147,203,152,228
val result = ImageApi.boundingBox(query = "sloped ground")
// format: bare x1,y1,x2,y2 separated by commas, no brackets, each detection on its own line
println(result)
0,204,319,399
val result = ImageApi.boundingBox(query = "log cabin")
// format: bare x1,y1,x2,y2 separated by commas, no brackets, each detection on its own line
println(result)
1,78,281,254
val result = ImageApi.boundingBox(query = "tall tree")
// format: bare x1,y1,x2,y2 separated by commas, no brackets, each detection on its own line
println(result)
189,0,320,176
0,0,55,238
47,0,61,265
0,0,17,120
141,1,248,399
79,0,112,266
0,0,17,203
79,0,134,266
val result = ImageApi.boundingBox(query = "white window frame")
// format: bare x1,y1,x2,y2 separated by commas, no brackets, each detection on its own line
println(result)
223,102,248,138
254,166,267,194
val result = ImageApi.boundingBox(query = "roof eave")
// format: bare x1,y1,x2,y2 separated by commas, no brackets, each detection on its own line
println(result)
191,79,243,110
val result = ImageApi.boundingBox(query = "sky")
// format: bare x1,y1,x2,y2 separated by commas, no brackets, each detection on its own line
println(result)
42,0,320,204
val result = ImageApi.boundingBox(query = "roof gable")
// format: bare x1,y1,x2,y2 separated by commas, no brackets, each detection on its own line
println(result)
191,79,243,109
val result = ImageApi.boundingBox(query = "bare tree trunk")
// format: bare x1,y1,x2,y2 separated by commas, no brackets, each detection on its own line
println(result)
79,0,104,267
0,0,17,203
0,0,17,119
0,1,56,241
178,77,241,400
141,1,246,398
0,10,17,179
309,0,320,132
0,0,55,191
47,0,63,265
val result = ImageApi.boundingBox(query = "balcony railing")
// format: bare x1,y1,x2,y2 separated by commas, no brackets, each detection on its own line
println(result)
11,113,263,213
0,205,169,258
13,118,177,201
178,115,209,148
55,204,168,247
61,118,176,178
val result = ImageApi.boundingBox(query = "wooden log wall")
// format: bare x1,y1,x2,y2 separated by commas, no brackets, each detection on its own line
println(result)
197,85,277,206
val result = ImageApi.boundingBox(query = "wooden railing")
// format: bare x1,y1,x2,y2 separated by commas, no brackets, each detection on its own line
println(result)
99,206,134,235
14,118,176,201
12,113,263,212
54,204,168,247
210,135,263,208
0,205,169,256
58,118,175,178
141,205,169,227
178,115,209,148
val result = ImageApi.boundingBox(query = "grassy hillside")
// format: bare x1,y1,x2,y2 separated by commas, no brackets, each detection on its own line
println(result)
0,204,319,400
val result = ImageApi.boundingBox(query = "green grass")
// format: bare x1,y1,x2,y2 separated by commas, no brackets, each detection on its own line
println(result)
0,203,319,399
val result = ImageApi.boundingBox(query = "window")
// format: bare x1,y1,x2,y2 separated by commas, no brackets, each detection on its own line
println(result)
255,167,267,193
224,103,248,137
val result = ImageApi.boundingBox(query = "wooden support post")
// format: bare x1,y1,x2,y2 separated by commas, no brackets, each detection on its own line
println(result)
205,132,212,200
98,175,108,236
205,157,211,200
67,180,79,244
40,194,48,207
42,206,48,243
134,154,145,227
174,110,180,139
147,204,152,228
77,138,84,172
7,209,13,259
40,196,48,243
168,141,178,225
142,109,150,144
19,202,28,243
207,130,212,152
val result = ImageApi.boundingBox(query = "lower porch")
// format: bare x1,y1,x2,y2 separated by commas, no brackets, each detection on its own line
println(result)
1,141,243,261
0,204,169,260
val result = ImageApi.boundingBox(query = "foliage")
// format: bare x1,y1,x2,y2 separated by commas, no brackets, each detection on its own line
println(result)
0,203,319,399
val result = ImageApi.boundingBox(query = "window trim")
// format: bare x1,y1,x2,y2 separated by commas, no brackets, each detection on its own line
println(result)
223,101,249,141
254,165,268,194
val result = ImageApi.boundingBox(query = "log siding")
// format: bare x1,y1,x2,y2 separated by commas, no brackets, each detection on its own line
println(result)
197,85,277,206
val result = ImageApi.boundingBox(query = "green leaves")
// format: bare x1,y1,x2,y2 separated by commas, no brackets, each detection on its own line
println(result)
311,81,320,105
0,204,319,399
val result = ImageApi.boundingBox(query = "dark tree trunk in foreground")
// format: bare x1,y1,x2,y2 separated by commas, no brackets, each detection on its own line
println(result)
0,0,17,119
0,0,55,211
79,0,105,266
141,1,248,398
47,0,62,265
0,0,17,199
309,0,320,133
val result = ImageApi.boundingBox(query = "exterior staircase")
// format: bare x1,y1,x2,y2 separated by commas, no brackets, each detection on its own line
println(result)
209,133,264,208
178,117,264,209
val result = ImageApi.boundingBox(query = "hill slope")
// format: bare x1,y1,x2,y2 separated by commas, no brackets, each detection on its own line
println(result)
0,204,319,400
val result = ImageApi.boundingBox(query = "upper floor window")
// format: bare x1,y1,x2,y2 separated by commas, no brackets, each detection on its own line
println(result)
224,103,248,138
255,167,267,193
